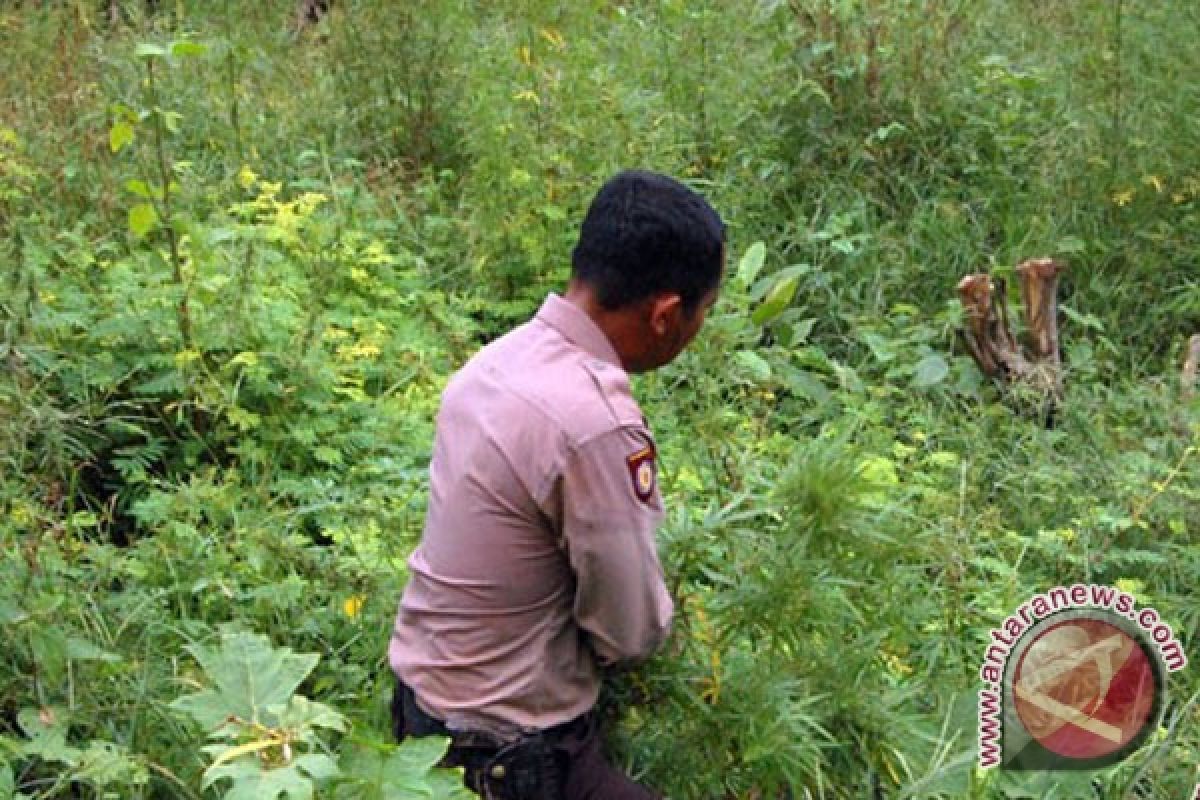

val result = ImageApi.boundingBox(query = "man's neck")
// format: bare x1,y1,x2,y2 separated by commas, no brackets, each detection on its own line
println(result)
563,281,640,372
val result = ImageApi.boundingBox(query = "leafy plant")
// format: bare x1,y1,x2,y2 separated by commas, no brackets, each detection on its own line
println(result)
171,630,470,800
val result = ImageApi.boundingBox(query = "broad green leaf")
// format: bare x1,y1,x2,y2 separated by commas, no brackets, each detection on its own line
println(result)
777,365,831,406
387,736,451,778
736,241,766,287
128,203,158,238
17,707,79,766
751,275,798,326
109,121,134,154
913,354,950,388
68,511,99,528
29,627,68,685
134,43,168,59
425,768,475,800
124,179,152,198
170,40,209,58
171,631,319,731
292,754,339,784
1055,235,1086,255
337,738,469,800
65,636,122,663
203,759,317,800
735,350,772,382
313,446,343,466
789,317,815,345
0,762,13,797
859,332,896,363
0,597,28,625
274,696,346,733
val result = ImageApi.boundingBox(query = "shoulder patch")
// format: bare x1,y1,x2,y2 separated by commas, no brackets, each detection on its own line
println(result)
626,444,657,503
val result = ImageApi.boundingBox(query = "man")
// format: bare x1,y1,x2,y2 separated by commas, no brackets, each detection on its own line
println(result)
389,170,724,799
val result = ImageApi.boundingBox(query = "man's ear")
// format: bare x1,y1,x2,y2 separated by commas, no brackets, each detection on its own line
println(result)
648,293,684,336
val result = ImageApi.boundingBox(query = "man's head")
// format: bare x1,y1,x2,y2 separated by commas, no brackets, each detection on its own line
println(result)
568,170,725,373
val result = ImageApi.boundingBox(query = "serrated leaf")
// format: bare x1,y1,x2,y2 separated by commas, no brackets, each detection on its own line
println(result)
390,736,453,776
17,707,79,766
913,354,950,388
171,631,319,731
203,759,316,800
109,121,134,154
751,275,798,325
737,241,766,287
425,768,475,800
128,203,158,238
274,696,346,733
292,754,339,784
337,738,467,800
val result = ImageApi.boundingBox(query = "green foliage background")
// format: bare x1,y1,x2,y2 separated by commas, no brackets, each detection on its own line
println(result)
1,0,1197,797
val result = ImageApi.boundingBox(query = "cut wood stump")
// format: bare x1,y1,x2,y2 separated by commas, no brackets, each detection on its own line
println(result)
957,258,1067,419
1182,334,1200,402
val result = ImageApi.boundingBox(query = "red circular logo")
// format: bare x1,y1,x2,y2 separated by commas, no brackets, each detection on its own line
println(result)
1012,616,1159,762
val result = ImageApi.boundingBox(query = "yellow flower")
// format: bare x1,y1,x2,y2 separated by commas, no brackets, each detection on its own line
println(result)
538,27,566,50
1111,189,1135,207
237,165,257,190
342,595,366,618
1115,578,1145,599
1142,175,1164,193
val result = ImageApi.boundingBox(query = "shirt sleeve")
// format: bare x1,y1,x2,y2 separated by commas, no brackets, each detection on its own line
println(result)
558,426,674,667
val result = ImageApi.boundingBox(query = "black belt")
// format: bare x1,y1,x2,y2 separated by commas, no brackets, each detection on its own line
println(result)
392,679,590,799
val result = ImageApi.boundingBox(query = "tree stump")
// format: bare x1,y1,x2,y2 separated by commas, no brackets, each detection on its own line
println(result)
957,258,1067,420
1182,334,1200,402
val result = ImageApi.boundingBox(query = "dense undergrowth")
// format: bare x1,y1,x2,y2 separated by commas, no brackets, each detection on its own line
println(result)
1,1,1198,797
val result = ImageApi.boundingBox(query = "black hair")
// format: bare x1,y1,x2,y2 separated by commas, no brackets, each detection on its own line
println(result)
570,170,725,314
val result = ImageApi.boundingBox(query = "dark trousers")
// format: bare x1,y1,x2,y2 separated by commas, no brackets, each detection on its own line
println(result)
391,679,659,800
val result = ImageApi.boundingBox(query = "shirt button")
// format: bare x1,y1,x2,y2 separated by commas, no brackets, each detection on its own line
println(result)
490,764,507,780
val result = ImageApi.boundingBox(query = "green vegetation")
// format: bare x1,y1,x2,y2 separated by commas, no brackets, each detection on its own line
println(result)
2,0,1197,797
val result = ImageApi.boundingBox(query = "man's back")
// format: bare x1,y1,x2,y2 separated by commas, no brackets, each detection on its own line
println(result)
389,293,672,738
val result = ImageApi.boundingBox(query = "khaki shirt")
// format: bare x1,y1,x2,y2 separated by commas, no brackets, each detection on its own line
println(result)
388,293,673,738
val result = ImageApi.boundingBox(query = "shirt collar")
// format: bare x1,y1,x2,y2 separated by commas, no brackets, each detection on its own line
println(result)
535,293,624,369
